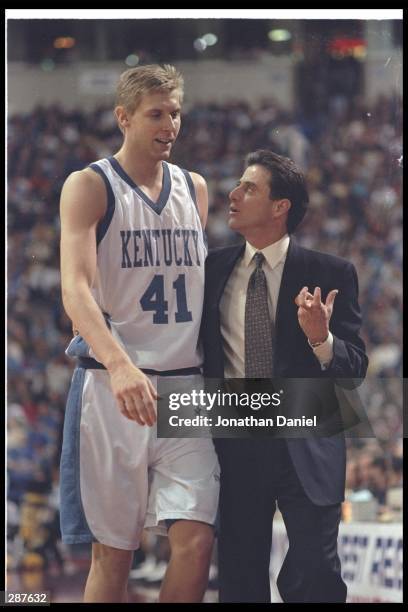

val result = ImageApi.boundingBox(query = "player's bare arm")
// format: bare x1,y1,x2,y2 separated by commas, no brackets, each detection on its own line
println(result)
190,172,209,229
60,169,157,426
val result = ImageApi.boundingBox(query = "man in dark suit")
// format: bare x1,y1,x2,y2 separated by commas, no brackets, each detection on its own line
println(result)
202,150,368,603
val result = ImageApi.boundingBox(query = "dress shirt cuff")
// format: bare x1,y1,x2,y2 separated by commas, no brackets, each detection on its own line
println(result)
310,332,334,370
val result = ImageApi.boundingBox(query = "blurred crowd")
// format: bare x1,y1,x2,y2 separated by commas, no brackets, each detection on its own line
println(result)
7,93,402,572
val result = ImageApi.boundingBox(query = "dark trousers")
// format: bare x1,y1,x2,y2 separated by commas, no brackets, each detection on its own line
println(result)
214,437,347,603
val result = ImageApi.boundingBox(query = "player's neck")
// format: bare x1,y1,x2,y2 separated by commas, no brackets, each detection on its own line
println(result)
114,147,163,186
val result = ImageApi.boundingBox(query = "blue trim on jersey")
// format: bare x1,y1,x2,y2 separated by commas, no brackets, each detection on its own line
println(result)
203,229,209,251
181,169,207,253
89,163,116,246
108,157,171,216
60,367,95,544
181,169,198,212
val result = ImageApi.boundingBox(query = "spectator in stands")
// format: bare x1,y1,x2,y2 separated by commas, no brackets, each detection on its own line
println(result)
368,457,389,506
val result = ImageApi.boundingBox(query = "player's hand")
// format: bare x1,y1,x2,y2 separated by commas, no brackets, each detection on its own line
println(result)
294,286,338,344
108,360,158,426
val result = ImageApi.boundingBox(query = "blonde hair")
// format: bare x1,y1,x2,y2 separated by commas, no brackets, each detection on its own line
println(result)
115,64,184,114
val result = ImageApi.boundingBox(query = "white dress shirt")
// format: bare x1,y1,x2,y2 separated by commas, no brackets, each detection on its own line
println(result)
220,235,333,377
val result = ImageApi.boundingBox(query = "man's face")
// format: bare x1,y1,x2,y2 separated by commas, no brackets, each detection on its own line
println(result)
228,164,276,234
120,89,182,161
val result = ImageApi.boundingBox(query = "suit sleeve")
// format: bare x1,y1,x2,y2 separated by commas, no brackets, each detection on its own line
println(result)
326,262,369,381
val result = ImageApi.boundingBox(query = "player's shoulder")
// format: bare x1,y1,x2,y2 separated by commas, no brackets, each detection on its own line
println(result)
62,164,105,193
168,162,206,186
169,163,208,225
60,164,108,220
189,171,207,188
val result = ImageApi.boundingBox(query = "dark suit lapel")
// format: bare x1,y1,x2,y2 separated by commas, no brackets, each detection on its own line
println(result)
204,244,245,378
214,244,246,307
274,239,306,367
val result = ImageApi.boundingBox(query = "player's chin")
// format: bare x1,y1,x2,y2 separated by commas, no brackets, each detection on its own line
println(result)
156,149,172,161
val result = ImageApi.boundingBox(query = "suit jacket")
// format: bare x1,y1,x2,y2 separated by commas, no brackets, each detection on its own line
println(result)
202,238,368,505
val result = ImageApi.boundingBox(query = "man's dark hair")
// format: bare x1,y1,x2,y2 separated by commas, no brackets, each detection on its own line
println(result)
245,149,309,233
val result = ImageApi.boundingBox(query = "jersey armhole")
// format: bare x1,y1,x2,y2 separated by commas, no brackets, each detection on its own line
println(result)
181,168,198,213
89,163,116,246
181,168,208,249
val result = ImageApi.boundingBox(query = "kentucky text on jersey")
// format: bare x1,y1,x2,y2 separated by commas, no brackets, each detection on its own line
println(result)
120,228,202,268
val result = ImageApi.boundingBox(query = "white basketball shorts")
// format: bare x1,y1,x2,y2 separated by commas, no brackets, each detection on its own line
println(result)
60,368,220,550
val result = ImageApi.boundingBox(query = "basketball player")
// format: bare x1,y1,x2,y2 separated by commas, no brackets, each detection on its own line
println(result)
59,65,220,603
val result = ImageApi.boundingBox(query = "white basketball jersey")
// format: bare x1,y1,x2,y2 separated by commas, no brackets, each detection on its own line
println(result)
86,157,207,371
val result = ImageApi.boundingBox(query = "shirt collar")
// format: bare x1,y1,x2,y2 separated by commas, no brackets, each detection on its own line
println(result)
243,234,290,270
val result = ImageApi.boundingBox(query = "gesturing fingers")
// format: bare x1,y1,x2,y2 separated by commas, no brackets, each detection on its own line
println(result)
295,286,309,307
325,289,339,310
312,286,321,307
296,286,338,313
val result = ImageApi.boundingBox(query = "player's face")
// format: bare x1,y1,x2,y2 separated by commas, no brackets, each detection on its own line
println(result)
228,165,276,234
124,90,182,160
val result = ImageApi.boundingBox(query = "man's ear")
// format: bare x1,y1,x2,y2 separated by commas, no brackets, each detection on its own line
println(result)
114,106,130,131
273,198,291,217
